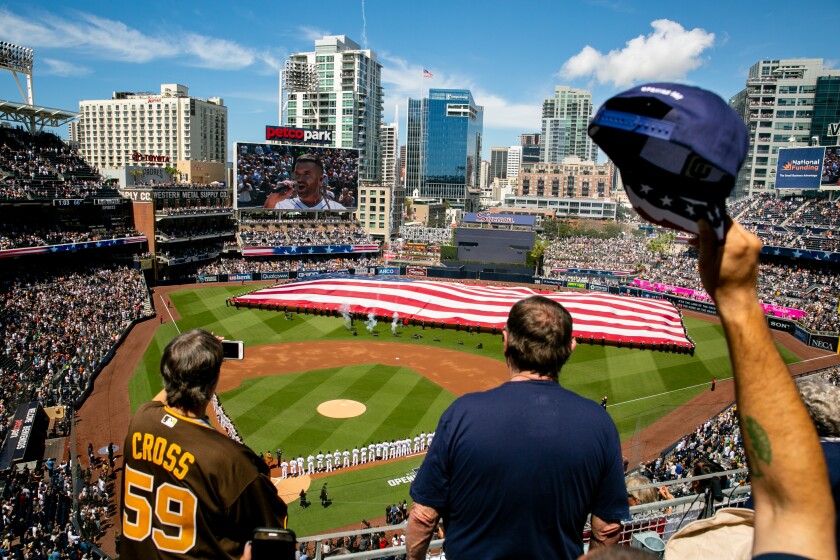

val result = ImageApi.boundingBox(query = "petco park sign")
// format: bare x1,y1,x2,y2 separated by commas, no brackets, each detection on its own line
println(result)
265,126,332,144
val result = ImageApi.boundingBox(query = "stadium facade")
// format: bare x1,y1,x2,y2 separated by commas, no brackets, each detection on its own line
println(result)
517,157,614,199
77,83,227,173
405,89,484,211
283,35,384,182
730,58,840,197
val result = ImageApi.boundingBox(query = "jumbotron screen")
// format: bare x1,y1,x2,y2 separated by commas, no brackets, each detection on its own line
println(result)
235,142,359,210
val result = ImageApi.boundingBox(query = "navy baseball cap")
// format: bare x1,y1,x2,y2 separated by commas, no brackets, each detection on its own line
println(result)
588,83,749,240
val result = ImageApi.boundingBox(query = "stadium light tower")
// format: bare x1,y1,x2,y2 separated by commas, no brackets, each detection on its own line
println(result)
0,41,76,135
278,59,318,132
0,41,35,106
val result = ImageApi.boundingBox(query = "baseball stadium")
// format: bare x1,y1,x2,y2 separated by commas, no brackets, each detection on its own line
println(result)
0,40,839,560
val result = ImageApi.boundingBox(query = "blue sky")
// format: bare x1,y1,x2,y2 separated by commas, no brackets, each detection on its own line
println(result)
1,1,838,160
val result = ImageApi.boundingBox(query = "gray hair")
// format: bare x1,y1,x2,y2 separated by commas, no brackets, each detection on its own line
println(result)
798,379,840,438
625,474,659,505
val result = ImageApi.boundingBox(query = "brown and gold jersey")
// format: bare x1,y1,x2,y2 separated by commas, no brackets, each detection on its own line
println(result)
120,402,288,559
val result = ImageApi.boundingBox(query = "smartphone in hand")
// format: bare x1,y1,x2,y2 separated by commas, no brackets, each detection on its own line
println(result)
251,527,296,560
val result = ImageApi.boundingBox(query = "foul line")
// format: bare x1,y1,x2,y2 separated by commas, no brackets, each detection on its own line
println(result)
609,353,833,408
609,379,726,408
160,295,181,334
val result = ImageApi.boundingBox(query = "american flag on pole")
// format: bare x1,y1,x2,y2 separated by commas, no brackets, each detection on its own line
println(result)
232,276,693,348
422,69,433,78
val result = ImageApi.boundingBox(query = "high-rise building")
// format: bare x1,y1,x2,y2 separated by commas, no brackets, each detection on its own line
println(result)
480,160,490,191
399,145,407,188
283,35,383,181
490,146,509,182
77,84,227,171
731,58,840,196
406,89,483,211
379,123,398,185
540,86,598,163
520,133,540,145
507,146,522,179
520,133,541,165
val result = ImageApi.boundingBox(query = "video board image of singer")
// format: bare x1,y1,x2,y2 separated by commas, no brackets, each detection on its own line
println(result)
235,143,359,210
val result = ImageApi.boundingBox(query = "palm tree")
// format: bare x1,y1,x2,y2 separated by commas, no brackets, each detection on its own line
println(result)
129,169,144,186
163,166,180,184
531,239,549,276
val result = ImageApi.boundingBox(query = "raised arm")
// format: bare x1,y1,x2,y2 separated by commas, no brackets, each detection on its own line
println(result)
697,219,835,559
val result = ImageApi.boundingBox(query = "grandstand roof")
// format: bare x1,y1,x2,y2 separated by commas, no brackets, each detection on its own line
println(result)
0,99,77,134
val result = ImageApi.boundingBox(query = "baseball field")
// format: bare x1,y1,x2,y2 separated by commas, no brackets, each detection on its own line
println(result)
123,282,803,536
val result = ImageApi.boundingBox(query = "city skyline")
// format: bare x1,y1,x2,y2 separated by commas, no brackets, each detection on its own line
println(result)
0,1,838,160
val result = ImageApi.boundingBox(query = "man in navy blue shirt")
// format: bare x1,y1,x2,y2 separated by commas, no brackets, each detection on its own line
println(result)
407,296,629,559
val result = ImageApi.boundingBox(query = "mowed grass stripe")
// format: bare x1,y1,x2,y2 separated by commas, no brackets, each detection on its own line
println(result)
226,366,380,451
411,389,456,433
361,372,450,441
278,365,405,452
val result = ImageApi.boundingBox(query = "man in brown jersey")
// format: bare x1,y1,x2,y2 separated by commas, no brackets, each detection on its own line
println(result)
120,329,288,559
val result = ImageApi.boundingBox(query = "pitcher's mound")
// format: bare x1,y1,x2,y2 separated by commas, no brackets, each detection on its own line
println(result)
317,399,366,418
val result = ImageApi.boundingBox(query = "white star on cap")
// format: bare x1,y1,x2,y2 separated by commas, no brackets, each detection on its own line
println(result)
639,184,653,194
660,195,673,206
684,204,695,216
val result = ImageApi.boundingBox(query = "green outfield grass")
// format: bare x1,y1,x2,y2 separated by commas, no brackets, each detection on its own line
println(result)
220,365,454,457
128,285,801,535
290,456,425,537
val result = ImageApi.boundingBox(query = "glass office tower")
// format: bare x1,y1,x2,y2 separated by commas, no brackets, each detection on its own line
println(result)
406,89,483,211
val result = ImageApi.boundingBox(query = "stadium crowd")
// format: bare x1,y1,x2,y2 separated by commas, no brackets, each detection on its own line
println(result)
0,226,141,251
0,452,112,559
239,223,374,247
155,205,232,216
545,236,840,332
196,256,383,275
0,266,152,412
734,194,840,251
629,365,840,505
0,127,111,201
0,264,153,554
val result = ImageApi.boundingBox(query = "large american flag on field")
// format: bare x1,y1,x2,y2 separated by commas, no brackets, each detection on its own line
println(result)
232,276,693,348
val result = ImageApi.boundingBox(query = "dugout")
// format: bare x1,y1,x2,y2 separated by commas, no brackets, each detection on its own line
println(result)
0,402,49,471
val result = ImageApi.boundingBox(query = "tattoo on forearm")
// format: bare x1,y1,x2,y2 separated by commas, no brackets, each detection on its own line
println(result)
744,416,771,478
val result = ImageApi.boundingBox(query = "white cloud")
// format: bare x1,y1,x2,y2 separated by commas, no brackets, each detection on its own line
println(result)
0,8,278,72
181,33,255,69
298,26,332,42
40,58,92,77
379,53,541,131
559,19,715,88
472,92,541,131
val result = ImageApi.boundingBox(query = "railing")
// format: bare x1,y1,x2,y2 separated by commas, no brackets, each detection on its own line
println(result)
293,470,752,559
